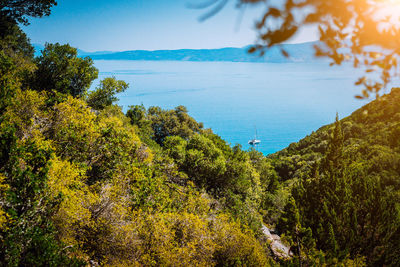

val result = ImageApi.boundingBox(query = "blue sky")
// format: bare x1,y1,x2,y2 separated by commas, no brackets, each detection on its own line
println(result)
22,0,318,52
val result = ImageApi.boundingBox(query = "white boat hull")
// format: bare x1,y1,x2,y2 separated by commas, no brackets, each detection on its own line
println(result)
248,139,261,145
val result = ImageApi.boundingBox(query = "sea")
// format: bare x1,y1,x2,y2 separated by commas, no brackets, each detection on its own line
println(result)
92,60,395,155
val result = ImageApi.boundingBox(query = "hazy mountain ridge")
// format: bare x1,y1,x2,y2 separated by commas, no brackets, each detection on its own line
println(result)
33,42,326,63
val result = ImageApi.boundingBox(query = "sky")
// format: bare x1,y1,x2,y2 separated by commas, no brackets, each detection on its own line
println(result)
22,0,318,52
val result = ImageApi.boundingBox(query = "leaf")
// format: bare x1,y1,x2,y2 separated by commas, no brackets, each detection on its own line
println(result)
355,77,366,85
267,8,281,17
248,47,257,54
369,52,381,59
353,57,359,68
305,13,318,23
281,49,289,58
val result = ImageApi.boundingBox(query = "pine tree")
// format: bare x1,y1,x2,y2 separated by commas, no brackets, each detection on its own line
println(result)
322,113,344,172
327,223,338,256
290,114,347,258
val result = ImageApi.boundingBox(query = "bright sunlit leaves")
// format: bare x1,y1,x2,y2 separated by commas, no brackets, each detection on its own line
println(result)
374,0,400,27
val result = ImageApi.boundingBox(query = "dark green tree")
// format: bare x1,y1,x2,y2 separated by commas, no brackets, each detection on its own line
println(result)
127,104,147,126
279,110,400,264
322,113,344,171
0,52,18,116
126,104,156,147
0,22,34,59
278,196,315,263
31,43,98,97
0,0,57,25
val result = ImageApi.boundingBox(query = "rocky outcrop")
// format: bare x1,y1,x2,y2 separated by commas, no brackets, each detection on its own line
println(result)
262,225,292,260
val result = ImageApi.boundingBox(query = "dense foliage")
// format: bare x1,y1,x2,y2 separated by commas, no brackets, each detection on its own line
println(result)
270,90,400,266
0,19,274,266
0,0,56,25
0,2,399,266
30,43,98,97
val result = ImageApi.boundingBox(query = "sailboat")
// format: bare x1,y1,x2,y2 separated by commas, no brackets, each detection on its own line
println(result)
248,126,261,146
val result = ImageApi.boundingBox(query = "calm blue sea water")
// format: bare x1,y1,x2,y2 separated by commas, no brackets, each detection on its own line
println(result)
92,60,394,155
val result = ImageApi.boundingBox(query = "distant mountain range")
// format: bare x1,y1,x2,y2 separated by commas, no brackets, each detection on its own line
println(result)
33,41,325,63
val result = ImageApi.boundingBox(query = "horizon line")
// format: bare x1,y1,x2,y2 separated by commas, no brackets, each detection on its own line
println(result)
33,40,320,53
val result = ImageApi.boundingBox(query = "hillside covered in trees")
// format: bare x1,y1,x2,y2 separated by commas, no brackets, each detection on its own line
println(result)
266,88,400,266
1,1,400,266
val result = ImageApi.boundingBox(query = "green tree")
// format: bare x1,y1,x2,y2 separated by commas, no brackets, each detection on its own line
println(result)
146,105,204,145
279,110,400,264
168,134,227,190
0,23,36,117
322,114,344,169
0,0,57,25
127,104,147,126
0,139,82,266
248,149,279,193
126,104,157,147
278,196,315,263
0,52,18,116
0,23,34,60
31,43,98,97
87,77,128,110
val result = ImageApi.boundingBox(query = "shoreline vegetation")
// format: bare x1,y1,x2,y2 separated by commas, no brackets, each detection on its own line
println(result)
1,38,399,266
0,2,399,265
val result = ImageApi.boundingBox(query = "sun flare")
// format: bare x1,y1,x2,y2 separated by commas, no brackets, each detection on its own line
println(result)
381,0,400,15
373,0,400,27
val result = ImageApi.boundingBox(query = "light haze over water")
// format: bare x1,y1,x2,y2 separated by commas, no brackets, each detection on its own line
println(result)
93,60,381,155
